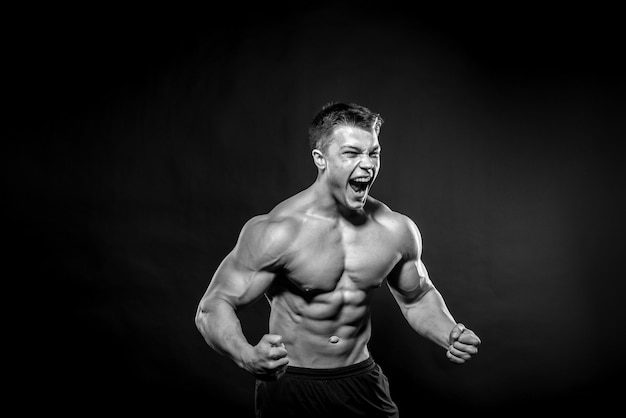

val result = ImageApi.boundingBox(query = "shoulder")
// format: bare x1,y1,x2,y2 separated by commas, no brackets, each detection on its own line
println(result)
238,212,301,255
228,213,301,270
235,190,315,260
367,197,419,233
367,197,422,256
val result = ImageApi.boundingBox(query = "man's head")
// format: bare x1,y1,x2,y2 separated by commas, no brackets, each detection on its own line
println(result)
308,102,383,153
309,102,384,211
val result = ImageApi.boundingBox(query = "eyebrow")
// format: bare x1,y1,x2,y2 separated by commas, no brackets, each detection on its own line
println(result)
340,145,381,152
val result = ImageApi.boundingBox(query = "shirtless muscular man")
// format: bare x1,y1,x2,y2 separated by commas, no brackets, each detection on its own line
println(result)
195,102,481,417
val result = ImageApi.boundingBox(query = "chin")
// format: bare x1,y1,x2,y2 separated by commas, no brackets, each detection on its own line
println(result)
346,196,368,211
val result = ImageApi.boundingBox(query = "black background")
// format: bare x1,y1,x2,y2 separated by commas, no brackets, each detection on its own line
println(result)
7,5,624,416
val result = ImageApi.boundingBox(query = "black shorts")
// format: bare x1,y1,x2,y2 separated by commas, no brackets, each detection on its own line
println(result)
255,357,399,418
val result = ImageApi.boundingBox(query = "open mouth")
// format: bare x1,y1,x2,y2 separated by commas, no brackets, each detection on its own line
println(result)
348,176,371,195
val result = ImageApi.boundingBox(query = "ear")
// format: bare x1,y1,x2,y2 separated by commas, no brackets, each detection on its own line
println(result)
312,149,326,170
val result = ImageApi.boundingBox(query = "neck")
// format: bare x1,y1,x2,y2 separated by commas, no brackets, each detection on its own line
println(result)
308,177,367,222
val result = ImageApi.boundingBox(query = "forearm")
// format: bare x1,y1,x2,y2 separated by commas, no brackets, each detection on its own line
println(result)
195,298,254,368
401,288,456,349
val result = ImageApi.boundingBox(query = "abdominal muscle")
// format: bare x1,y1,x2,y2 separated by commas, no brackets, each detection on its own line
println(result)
267,283,374,368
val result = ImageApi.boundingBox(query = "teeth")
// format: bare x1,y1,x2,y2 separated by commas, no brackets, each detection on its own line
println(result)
351,177,370,183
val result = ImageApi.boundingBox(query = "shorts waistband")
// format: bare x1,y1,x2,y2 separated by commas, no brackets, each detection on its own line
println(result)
284,357,376,380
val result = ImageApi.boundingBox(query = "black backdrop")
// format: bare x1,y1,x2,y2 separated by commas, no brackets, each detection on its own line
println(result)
7,5,625,416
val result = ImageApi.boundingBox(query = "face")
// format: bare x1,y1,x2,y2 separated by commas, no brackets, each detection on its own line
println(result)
317,125,381,211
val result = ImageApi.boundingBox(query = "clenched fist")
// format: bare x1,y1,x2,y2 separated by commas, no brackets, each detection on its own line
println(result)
242,334,290,380
446,323,481,364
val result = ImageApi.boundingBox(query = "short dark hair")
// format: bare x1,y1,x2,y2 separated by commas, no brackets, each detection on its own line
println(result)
308,102,383,152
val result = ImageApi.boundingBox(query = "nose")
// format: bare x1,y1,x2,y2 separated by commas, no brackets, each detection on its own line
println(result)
359,154,375,170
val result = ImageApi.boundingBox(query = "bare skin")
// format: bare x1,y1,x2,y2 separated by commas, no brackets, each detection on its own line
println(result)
195,125,481,380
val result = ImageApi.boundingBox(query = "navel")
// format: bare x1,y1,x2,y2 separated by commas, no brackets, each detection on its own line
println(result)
329,335,340,344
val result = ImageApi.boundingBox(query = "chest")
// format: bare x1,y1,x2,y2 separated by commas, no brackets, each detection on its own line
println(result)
281,220,401,292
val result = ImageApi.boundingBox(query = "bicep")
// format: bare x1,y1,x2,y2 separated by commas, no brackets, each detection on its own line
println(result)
387,257,434,305
199,216,290,312
386,215,434,304
200,251,276,311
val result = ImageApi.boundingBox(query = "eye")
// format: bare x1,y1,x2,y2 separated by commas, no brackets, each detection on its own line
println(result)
344,151,358,157
370,151,380,158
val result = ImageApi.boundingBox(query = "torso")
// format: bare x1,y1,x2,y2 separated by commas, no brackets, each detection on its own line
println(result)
264,192,407,368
